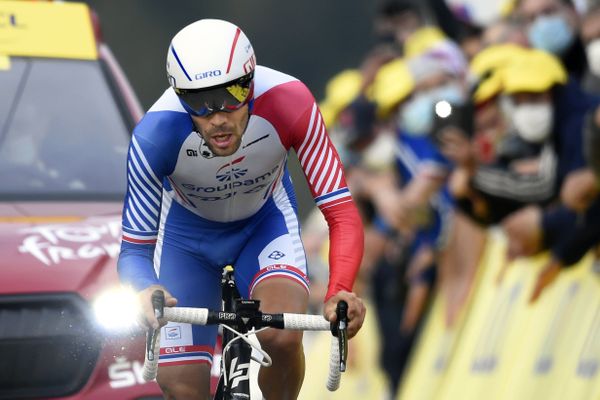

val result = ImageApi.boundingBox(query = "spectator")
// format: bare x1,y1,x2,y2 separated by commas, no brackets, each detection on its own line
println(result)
514,0,588,79
353,37,469,395
581,5,600,92
435,45,600,302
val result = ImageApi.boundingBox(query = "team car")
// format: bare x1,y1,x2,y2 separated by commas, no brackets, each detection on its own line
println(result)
0,1,162,398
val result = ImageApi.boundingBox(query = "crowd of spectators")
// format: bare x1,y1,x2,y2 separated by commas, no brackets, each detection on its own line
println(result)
303,0,600,397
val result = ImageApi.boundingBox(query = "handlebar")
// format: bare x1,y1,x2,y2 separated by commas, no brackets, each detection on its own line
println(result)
142,293,349,392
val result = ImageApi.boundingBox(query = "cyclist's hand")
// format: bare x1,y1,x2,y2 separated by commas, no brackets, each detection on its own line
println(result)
324,291,366,339
139,285,178,330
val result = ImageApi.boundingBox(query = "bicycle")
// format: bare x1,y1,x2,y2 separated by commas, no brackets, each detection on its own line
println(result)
141,265,349,399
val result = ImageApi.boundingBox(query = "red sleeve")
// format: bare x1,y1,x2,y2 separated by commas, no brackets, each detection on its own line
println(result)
254,81,364,300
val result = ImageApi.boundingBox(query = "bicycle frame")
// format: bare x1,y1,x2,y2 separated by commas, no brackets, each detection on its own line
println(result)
214,266,255,399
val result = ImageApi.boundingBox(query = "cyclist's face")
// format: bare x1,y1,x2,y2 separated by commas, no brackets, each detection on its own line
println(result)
191,105,250,157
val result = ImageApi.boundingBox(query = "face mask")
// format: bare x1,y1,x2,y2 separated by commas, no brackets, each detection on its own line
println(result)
512,103,553,143
528,14,575,55
399,93,434,136
399,82,466,136
586,39,600,77
430,83,466,105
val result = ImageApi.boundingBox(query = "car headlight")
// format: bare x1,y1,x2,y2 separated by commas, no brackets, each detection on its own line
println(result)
92,286,141,333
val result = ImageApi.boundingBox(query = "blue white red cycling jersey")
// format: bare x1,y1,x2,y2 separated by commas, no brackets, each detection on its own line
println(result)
118,65,363,300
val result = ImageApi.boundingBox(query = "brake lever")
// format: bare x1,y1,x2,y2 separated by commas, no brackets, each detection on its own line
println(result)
146,290,165,361
333,300,348,372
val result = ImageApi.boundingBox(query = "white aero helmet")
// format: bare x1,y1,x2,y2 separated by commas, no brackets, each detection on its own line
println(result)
167,19,256,116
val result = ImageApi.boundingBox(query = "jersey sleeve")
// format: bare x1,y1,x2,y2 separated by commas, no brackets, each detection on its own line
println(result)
256,80,364,300
296,102,364,300
117,133,166,291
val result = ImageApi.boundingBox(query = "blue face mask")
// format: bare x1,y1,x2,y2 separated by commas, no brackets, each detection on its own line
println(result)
528,14,575,55
430,83,465,105
399,83,465,136
400,93,434,136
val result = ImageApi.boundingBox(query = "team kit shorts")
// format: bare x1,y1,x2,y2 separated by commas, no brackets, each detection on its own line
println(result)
155,185,310,367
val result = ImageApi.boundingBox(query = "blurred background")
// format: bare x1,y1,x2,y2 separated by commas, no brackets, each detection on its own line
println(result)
2,0,600,399
82,0,376,111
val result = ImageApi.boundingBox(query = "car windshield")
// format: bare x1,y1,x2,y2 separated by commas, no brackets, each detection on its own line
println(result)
0,57,131,201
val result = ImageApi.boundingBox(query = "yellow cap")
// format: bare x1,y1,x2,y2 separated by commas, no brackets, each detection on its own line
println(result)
404,26,447,59
473,70,504,103
470,44,529,104
371,58,415,118
470,44,529,77
502,49,567,94
319,69,363,127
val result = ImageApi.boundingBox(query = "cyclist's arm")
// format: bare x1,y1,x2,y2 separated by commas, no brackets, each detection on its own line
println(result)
117,133,167,291
270,81,364,301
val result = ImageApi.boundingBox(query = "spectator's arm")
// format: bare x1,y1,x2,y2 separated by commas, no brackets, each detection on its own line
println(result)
542,199,600,266
584,106,600,180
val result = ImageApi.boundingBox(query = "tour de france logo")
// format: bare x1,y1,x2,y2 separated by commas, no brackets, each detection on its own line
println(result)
216,156,248,182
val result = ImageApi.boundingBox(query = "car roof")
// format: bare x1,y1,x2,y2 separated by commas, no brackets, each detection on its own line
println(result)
0,1,98,61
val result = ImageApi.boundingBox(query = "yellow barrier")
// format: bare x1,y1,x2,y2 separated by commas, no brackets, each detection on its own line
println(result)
398,229,501,400
396,294,461,400
398,231,600,400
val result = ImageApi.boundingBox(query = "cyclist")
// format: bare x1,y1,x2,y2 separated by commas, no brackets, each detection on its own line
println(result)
117,19,366,399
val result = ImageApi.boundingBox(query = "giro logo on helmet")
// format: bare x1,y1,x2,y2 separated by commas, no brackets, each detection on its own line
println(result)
195,70,222,80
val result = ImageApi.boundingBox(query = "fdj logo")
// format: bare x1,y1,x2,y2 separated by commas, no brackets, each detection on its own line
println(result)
268,251,285,260
216,156,247,182
216,167,247,182
165,326,181,340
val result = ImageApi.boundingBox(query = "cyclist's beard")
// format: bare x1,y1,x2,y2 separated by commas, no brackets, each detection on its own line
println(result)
194,114,250,157
198,124,243,157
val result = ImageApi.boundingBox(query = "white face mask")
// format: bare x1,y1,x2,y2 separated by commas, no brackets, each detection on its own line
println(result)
512,103,553,143
586,39,600,77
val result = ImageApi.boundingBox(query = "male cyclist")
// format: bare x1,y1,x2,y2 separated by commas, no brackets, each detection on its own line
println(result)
117,19,366,399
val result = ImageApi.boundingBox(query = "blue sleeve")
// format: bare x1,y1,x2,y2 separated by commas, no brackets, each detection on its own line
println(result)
542,199,600,266
554,80,600,185
118,242,159,291
117,111,191,290
118,133,166,290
